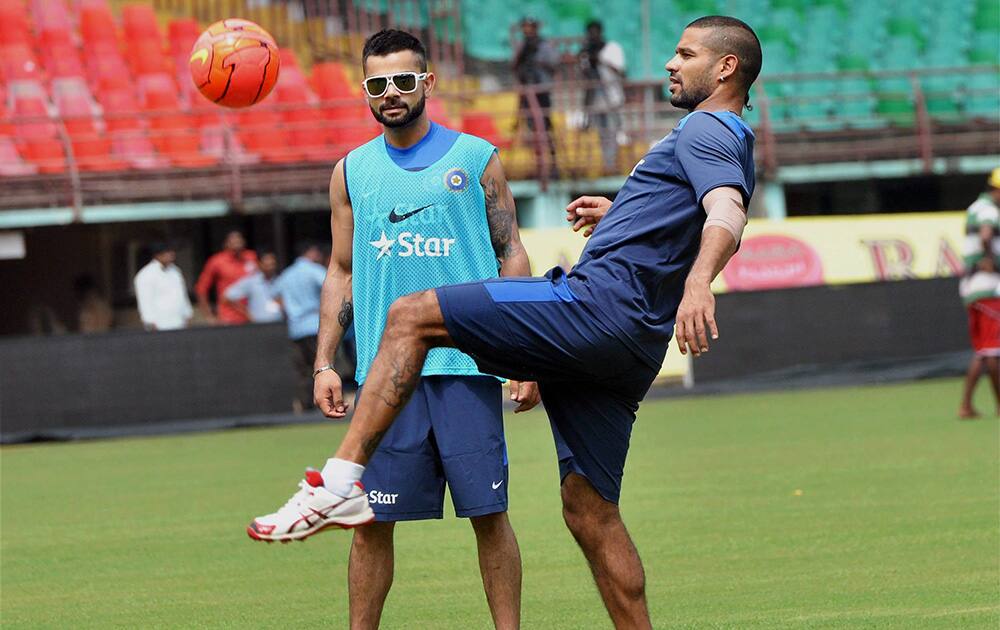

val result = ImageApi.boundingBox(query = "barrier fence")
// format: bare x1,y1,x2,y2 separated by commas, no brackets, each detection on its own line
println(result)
1,65,997,214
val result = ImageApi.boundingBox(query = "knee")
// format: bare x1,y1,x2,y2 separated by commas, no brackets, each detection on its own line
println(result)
470,512,510,540
352,522,394,550
561,484,617,543
384,294,423,338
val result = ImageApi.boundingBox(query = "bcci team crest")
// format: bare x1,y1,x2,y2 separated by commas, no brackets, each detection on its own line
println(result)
443,168,468,192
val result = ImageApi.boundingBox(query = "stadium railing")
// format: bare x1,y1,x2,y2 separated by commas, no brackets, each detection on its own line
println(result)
1,66,997,213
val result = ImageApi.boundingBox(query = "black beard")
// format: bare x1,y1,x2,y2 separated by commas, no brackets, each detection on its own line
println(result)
669,76,714,111
372,97,426,128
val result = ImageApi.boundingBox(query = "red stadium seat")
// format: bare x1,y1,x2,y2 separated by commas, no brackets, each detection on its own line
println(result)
461,112,510,148
32,0,74,47
127,40,170,77
12,92,66,173
0,136,38,176
0,3,32,46
98,88,143,131
168,18,200,46
137,73,179,108
276,73,330,161
168,18,200,100
51,78,98,136
149,123,217,168
279,48,302,70
0,45,42,82
199,113,259,164
122,4,160,42
109,129,166,169
311,62,356,99
142,78,217,168
11,83,56,138
19,137,65,173
71,133,128,171
40,43,86,80
80,5,118,44
330,119,380,154
237,106,302,163
426,99,455,128
322,99,370,123
87,43,131,93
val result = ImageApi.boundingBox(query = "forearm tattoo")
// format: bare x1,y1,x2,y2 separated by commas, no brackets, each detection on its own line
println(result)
484,176,515,262
337,297,353,329
362,429,388,459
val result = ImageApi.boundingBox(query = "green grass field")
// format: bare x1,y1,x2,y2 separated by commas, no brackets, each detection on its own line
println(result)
2,378,998,628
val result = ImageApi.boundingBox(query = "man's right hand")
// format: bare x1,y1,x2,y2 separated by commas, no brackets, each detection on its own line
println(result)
314,369,350,418
566,196,612,237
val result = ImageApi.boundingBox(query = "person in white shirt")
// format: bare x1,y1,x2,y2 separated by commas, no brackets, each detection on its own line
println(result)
134,242,193,331
580,20,626,173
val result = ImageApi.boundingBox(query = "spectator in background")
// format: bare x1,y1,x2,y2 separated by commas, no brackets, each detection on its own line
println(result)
195,229,257,325
273,242,328,411
134,242,193,331
513,16,559,171
73,274,114,333
222,250,283,324
579,20,626,173
958,167,1000,419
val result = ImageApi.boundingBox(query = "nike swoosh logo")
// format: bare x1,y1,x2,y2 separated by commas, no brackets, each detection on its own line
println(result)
388,204,432,223
491,480,504,490
189,48,209,65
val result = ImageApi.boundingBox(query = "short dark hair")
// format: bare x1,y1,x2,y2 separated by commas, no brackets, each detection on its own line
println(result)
586,20,602,32
686,16,762,101
149,241,171,255
362,29,427,72
295,240,321,257
258,249,277,260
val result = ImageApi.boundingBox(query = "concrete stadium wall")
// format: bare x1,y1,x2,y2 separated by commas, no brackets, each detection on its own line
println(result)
0,278,968,441
693,277,967,381
0,323,299,441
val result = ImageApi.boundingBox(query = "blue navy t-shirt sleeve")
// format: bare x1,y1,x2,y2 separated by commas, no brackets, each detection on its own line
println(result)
675,113,751,205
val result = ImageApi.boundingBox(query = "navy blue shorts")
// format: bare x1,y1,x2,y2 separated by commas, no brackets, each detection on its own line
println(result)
435,268,658,504
359,375,508,521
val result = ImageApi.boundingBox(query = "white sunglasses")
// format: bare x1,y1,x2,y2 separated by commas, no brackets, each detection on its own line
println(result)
362,72,428,98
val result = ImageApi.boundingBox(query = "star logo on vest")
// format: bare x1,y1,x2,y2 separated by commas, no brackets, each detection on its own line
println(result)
369,231,394,260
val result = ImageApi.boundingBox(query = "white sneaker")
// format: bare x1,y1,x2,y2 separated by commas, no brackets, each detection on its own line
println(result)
247,469,375,542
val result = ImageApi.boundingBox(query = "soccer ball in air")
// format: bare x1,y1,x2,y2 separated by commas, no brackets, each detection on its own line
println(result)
189,18,280,108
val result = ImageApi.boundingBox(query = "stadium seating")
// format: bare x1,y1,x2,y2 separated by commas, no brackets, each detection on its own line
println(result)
0,0,994,178
461,0,998,132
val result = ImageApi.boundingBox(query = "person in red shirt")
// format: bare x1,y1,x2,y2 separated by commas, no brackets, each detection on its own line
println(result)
195,230,258,325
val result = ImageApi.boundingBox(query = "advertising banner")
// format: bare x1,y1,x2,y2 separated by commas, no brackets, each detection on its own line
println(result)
520,212,966,378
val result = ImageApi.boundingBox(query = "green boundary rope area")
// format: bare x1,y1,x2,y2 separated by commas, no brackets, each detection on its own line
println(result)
1,378,997,628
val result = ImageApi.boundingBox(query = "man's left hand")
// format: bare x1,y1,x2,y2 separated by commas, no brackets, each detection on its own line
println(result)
675,281,718,357
509,380,541,413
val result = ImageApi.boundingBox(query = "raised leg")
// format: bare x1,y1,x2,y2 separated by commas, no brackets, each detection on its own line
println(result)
335,290,453,464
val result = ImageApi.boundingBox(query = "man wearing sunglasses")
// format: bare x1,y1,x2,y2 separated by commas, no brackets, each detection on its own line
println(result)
249,29,536,629
252,16,762,629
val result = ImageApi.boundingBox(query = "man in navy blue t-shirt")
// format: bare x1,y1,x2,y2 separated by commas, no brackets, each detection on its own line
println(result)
253,15,762,628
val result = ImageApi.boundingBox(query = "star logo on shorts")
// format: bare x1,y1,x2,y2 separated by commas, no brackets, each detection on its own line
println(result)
369,231,394,259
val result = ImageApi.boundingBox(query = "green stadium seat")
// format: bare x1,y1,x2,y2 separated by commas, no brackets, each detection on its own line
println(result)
964,70,1000,119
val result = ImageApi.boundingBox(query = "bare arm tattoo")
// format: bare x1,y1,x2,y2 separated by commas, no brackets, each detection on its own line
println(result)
337,297,353,329
484,175,515,263
362,429,388,459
